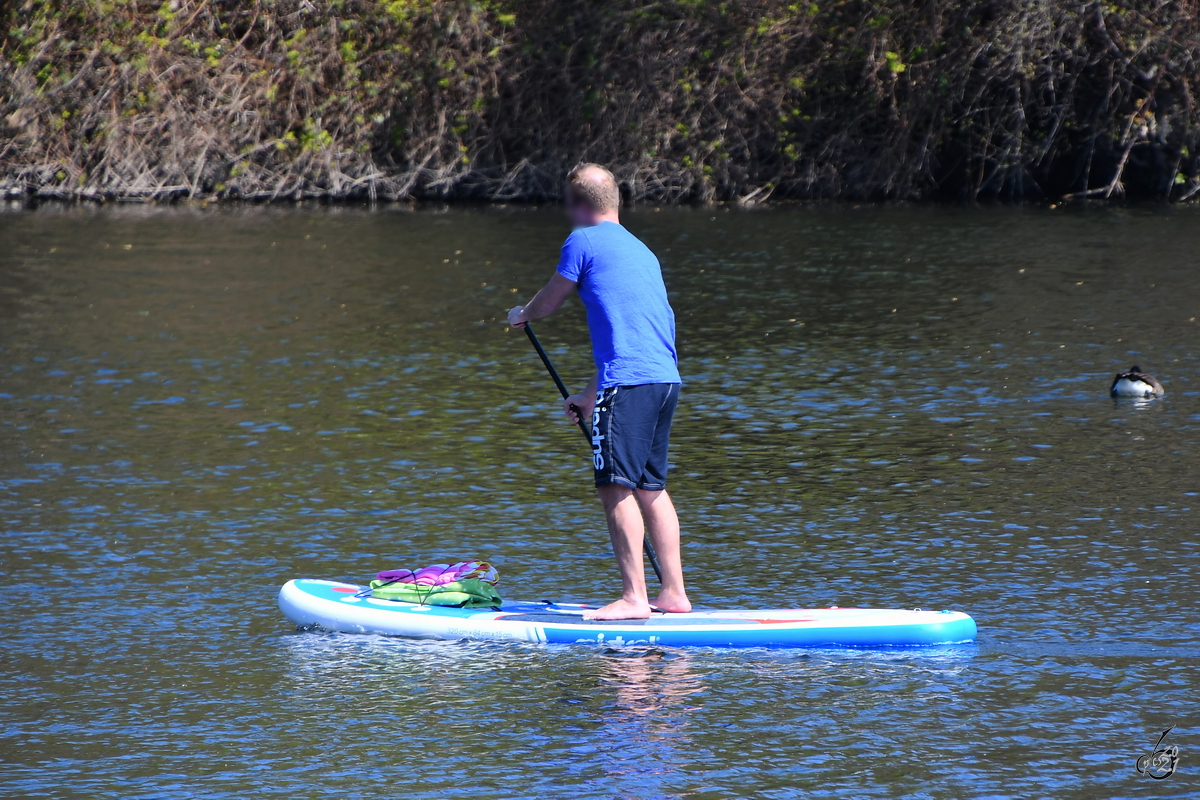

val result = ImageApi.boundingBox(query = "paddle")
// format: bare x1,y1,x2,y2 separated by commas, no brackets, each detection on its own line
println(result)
522,322,664,584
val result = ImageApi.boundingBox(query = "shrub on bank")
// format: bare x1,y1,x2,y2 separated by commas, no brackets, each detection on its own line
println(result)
2,0,1199,202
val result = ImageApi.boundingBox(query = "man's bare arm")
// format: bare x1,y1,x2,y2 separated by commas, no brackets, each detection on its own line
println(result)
508,273,577,327
508,273,592,422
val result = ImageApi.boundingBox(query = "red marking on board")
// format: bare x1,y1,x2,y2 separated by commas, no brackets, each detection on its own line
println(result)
731,618,818,625
332,587,359,593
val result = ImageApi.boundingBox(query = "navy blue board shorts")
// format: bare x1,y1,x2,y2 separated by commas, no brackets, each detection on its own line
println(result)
590,383,680,491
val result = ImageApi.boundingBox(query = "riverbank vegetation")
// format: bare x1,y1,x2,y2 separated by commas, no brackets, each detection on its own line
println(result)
3,1,1200,202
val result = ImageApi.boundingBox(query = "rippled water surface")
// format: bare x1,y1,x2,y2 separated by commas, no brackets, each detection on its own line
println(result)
2,203,1198,798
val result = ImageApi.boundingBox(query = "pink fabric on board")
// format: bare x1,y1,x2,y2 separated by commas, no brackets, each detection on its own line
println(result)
376,560,499,586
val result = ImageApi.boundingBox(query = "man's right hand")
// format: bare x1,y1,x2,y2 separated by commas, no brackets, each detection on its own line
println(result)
564,392,595,425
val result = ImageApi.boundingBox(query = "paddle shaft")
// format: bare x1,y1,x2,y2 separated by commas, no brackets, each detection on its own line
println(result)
522,323,664,584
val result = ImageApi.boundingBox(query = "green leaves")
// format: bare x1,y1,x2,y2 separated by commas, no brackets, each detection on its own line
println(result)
299,122,334,152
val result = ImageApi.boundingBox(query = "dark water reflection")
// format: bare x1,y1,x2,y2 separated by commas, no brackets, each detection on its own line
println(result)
1,203,1198,797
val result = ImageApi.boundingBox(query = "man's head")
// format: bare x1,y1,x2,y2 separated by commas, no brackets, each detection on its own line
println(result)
565,163,620,227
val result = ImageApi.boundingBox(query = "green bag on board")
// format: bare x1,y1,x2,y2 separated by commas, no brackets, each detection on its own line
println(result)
368,577,502,609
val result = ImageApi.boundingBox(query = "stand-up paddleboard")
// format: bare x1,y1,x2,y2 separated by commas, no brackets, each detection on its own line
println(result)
279,579,977,648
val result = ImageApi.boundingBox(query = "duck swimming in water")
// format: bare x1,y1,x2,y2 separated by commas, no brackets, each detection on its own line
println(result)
1110,365,1164,398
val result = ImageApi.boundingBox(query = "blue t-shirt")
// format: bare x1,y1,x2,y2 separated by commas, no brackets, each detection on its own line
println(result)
556,222,680,388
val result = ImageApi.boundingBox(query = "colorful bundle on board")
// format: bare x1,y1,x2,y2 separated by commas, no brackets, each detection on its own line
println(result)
368,560,501,608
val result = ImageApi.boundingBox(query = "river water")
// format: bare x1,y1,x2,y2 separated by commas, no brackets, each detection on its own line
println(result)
1,203,1197,798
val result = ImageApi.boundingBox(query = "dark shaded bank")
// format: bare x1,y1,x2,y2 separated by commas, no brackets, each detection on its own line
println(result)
3,0,1200,203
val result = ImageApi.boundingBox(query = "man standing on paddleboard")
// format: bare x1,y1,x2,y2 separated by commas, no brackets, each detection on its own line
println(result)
508,164,691,621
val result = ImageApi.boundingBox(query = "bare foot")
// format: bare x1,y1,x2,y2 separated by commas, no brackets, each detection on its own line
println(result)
652,590,692,614
582,598,652,620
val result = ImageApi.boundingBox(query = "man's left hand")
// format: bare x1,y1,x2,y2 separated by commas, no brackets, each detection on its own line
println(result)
508,305,528,328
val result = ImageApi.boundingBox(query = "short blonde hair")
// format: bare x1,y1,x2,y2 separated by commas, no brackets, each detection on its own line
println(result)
565,163,620,213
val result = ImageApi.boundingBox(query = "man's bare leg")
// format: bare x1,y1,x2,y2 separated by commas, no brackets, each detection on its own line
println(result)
636,489,691,613
583,484,652,620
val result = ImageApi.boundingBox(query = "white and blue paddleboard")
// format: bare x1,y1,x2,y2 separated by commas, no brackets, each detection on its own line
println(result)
279,579,977,649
